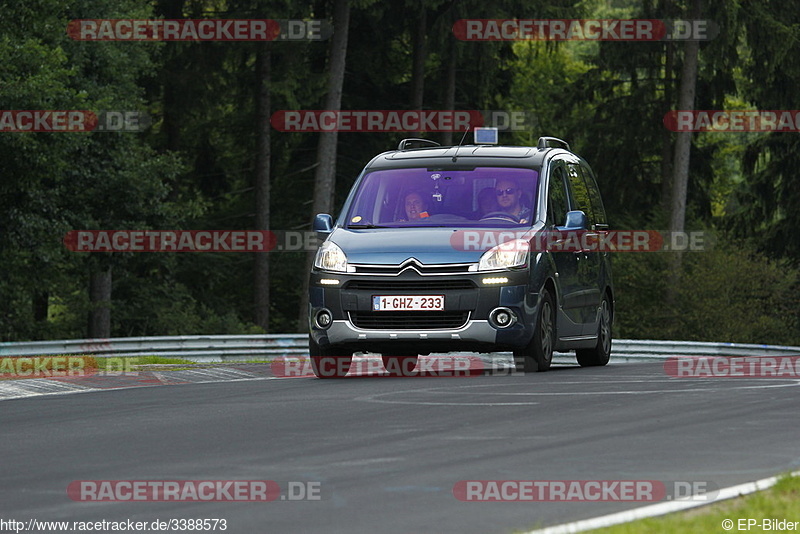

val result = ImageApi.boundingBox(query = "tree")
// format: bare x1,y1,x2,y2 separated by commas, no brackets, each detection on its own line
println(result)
254,43,272,331
667,0,702,288
298,0,352,330
0,0,190,339
729,1,800,260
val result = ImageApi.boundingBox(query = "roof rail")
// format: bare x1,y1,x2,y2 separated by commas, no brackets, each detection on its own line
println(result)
397,138,441,151
537,137,571,152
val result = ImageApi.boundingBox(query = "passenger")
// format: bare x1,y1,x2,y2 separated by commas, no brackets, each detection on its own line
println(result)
495,179,532,223
398,191,429,221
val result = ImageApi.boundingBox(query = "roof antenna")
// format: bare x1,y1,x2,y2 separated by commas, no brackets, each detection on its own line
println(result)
451,125,470,163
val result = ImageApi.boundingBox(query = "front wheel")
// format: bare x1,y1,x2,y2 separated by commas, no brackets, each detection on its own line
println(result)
576,296,612,367
514,289,555,372
309,336,352,378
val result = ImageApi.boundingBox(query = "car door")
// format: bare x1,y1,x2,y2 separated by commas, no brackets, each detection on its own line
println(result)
564,159,604,333
545,160,583,338
578,161,610,330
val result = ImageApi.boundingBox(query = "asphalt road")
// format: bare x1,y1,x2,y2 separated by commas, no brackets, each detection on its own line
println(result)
2,360,799,533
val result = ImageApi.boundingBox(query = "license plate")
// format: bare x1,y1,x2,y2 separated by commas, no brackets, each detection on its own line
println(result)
372,295,445,311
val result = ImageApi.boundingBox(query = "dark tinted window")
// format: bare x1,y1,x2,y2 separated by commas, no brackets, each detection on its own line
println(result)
579,164,607,228
548,166,569,226
344,167,539,228
566,163,595,228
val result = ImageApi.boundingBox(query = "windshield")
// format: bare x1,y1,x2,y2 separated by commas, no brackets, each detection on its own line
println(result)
344,167,539,228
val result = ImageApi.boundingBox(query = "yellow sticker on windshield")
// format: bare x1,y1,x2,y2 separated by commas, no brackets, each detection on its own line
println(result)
351,216,362,223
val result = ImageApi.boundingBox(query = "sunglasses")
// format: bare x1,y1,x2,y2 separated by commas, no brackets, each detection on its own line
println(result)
495,188,517,196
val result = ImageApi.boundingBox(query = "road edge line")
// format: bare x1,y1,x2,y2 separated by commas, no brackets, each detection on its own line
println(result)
523,469,800,534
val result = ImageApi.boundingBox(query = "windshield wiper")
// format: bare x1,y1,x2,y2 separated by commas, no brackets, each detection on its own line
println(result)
348,223,389,229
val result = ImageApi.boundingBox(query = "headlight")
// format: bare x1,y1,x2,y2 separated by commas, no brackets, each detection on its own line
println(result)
478,239,529,271
314,241,348,272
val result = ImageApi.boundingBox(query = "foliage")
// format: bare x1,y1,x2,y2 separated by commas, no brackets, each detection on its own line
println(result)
1,0,799,345
613,236,800,344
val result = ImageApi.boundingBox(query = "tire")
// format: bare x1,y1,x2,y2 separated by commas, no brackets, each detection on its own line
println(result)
514,289,555,372
309,336,352,378
381,354,418,376
576,296,612,367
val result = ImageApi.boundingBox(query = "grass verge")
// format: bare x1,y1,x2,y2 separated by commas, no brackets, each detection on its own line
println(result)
585,473,800,533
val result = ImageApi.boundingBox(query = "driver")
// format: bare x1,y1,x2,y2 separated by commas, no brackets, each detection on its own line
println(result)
495,179,531,224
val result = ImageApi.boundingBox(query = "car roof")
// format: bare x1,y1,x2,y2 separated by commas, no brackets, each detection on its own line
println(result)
364,137,574,171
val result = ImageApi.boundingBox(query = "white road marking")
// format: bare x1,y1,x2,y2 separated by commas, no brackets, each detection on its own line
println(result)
523,469,800,534
355,380,800,406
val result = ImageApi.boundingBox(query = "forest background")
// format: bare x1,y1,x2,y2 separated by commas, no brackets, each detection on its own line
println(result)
2,0,798,345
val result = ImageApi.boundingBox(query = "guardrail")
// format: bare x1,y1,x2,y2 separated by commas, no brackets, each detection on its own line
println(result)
1,335,799,362
0,335,307,361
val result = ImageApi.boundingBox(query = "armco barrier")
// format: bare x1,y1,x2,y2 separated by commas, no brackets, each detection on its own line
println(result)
0,335,308,361
1,336,799,363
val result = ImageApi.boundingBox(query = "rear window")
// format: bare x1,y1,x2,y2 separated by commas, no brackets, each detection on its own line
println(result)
344,167,539,228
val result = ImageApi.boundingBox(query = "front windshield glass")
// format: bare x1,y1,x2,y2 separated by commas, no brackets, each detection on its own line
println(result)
344,167,539,228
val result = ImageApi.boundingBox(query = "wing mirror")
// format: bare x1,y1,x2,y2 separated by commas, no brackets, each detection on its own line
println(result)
313,214,333,234
560,210,587,231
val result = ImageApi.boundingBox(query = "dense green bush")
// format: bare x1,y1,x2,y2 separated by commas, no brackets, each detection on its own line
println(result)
613,238,800,345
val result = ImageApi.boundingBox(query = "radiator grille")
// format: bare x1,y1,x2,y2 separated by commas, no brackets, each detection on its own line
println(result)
349,311,470,330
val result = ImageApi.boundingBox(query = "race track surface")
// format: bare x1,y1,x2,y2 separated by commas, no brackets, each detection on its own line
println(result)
2,359,799,533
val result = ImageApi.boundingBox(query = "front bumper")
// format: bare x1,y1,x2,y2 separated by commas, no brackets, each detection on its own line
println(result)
322,318,498,351
309,264,539,353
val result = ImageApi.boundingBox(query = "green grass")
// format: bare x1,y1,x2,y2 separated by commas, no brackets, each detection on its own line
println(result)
584,473,800,533
95,356,279,370
0,355,100,379
93,356,200,372
0,355,282,379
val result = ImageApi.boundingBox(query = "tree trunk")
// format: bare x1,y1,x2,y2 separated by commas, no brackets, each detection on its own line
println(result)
298,0,351,331
660,41,674,213
411,4,427,118
33,292,48,322
88,266,112,338
254,44,272,331
441,5,457,146
157,0,185,153
667,0,702,299
669,18,700,234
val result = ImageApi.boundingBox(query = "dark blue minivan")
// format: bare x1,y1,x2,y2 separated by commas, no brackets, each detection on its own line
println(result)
308,137,613,378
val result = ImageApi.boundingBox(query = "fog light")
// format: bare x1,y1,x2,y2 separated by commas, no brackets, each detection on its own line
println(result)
316,309,333,329
489,307,517,329
495,311,511,326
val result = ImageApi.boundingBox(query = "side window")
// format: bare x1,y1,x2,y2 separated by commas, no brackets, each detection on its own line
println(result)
579,164,607,229
548,166,569,226
566,163,595,228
